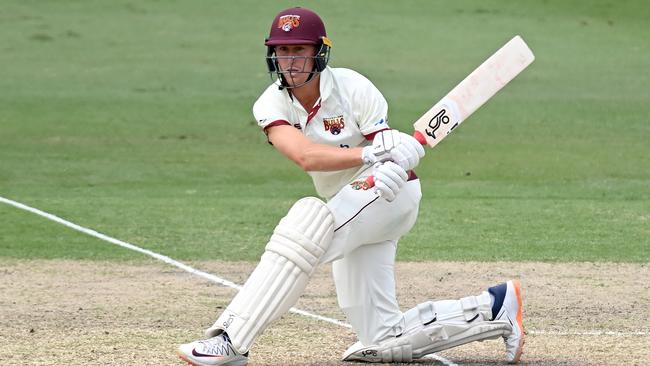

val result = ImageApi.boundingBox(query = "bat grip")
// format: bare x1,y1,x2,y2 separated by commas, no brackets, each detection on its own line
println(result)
365,175,375,188
364,131,426,188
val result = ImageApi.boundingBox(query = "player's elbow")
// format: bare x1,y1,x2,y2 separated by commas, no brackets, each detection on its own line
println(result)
294,154,316,171
287,145,329,171
293,148,326,171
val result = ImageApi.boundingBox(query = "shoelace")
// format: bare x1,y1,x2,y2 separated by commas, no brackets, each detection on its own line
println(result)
199,336,233,356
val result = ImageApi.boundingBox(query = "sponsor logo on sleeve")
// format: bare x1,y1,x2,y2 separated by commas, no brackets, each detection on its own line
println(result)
374,115,389,126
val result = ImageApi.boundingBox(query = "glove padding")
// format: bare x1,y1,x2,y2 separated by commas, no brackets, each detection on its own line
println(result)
361,130,425,171
373,161,409,202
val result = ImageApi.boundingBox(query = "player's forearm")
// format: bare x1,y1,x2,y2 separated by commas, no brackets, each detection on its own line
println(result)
296,145,364,171
266,125,364,171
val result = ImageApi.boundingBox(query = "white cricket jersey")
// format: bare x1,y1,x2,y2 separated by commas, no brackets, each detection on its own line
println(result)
253,66,389,199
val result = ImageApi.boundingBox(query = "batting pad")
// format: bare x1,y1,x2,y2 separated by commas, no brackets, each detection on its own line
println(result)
207,197,334,354
343,292,512,363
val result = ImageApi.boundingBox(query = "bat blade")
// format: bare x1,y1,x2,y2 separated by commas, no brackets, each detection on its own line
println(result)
413,35,535,148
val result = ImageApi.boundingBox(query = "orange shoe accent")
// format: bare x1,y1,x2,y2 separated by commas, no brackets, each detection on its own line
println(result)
513,280,524,334
510,280,525,364
178,352,199,366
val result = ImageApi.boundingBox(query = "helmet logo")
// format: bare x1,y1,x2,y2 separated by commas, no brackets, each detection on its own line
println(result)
278,15,301,32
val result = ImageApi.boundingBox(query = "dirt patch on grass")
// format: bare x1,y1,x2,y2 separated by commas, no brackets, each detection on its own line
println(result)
0,260,647,365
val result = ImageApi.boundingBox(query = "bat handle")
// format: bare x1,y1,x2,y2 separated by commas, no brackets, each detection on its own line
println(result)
413,130,427,145
365,175,375,188
364,131,426,188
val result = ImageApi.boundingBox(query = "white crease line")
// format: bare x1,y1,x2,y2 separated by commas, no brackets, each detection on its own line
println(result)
422,354,459,365
1,196,459,365
528,330,649,336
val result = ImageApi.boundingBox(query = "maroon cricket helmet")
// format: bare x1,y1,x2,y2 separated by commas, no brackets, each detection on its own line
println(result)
265,7,328,46
264,7,332,89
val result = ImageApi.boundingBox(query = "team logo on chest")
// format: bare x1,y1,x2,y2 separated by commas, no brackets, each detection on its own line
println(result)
322,115,345,135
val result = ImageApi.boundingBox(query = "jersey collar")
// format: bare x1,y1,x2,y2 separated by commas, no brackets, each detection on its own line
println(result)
319,66,334,102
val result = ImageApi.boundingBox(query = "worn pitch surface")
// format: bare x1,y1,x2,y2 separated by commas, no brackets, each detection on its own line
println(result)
1,260,647,365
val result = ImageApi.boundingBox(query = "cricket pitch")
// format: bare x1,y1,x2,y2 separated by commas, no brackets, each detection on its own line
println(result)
1,260,647,365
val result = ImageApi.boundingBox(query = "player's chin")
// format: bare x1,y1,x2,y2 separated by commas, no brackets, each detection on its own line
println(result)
284,73,310,87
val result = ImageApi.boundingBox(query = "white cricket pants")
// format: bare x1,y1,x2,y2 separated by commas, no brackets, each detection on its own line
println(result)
320,178,422,345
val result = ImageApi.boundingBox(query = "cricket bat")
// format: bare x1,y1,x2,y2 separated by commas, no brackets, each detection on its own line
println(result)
411,35,535,148
367,35,535,188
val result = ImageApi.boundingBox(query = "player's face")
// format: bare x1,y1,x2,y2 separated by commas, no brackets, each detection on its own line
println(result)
275,44,317,87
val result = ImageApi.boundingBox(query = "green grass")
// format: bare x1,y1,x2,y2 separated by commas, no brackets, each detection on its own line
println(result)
1,0,648,262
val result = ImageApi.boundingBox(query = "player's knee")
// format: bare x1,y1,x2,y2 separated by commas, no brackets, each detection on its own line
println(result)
265,197,334,275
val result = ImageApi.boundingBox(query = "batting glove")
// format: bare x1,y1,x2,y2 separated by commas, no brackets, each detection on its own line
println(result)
373,161,408,202
361,130,425,170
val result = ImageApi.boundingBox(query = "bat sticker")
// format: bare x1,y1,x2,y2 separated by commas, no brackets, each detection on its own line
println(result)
425,108,450,139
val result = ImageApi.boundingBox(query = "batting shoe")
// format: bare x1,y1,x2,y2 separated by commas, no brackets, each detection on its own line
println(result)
489,280,525,364
177,332,248,366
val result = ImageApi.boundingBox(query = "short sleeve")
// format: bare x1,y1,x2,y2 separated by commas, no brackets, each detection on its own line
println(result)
355,77,390,139
253,85,292,132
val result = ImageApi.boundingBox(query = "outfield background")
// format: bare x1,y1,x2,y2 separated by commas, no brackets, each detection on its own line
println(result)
1,1,649,364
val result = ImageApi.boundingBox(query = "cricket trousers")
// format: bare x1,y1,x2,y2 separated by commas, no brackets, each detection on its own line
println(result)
320,176,422,346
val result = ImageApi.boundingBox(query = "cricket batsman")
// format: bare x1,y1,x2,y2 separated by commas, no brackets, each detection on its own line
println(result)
178,7,525,365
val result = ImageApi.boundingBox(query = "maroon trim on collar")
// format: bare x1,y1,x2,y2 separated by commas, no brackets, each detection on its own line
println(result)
363,128,390,141
305,99,322,126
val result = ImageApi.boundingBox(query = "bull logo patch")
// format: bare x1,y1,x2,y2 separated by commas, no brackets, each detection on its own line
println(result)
323,115,345,135
350,180,371,190
278,15,300,32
